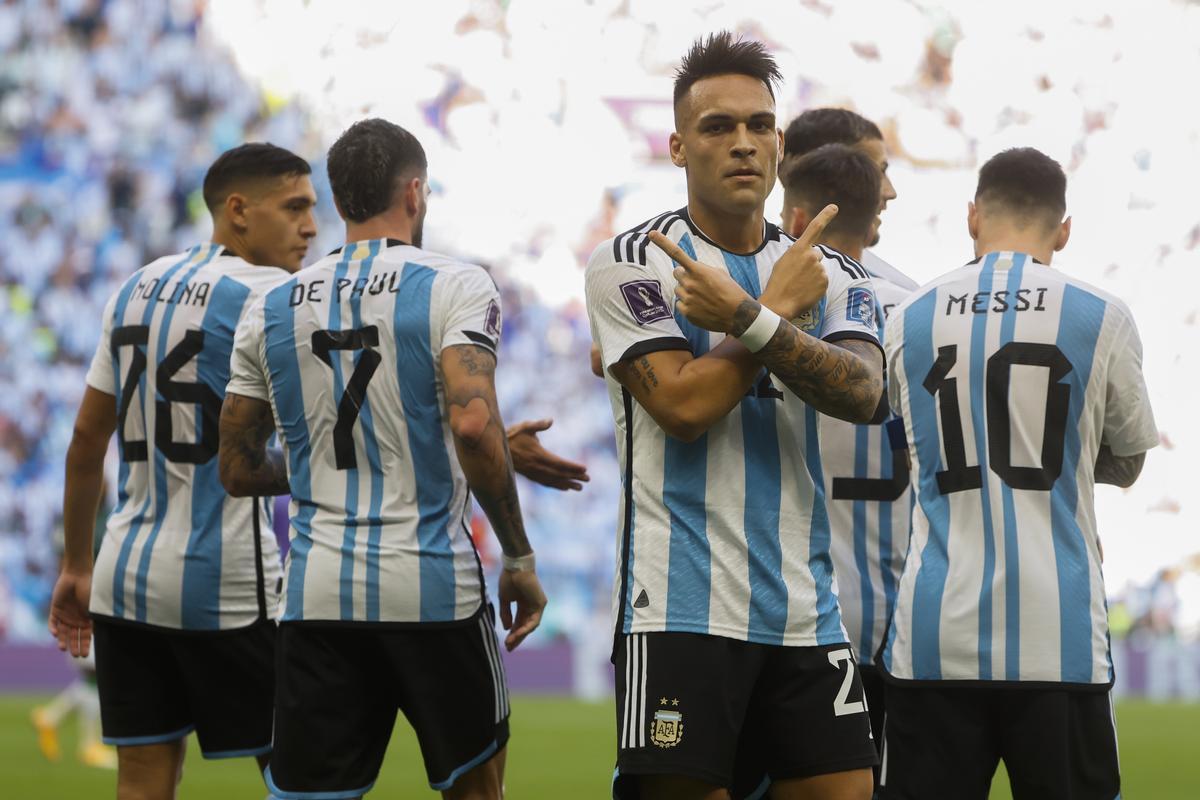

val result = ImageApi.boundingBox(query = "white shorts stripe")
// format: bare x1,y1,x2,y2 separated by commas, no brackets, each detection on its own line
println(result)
479,617,503,723
637,635,648,747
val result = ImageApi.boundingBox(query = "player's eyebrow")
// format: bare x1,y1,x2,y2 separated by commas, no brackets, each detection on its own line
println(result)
696,111,776,126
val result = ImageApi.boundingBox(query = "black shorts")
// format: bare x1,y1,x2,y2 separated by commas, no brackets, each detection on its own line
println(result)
266,605,510,799
879,682,1120,800
859,663,886,760
612,632,877,798
92,616,275,759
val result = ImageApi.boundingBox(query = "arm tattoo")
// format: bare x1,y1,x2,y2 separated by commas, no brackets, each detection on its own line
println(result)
444,346,533,558
612,356,660,396
1094,444,1145,488
741,300,884,423
220,394,289,496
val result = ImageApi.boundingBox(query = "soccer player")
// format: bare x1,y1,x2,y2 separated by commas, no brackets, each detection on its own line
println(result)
219,118,547,800
878,147,1157,799
48,143,318,799
780,109,920,761
586,33,882,800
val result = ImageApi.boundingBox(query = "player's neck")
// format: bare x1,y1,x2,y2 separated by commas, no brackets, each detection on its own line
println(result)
343,214,415,248
685,196,764,254
210,223,253,265
973,232,1056,266
819,233,864,262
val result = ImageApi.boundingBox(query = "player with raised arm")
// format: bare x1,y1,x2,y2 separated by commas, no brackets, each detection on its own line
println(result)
219,118,546,800
778,109,920,767
877,148,1157,799
586,33,881,800
48,143,317,799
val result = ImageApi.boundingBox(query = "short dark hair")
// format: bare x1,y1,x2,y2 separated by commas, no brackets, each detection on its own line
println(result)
202,143,311,212
975,147,1066,227
781,143,881,240
326,118,428,223
673,31,782,107
782,108,882,158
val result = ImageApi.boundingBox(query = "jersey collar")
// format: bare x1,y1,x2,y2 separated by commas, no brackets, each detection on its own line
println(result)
327,237,410,257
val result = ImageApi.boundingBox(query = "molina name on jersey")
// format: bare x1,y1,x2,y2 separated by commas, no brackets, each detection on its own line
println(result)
586,209,881,648
881,251,1157,686
86,243,285,630
228,238,501,625
818,248,918,664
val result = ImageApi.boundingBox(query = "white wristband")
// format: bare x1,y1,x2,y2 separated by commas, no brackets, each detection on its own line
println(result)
735,306,782,353
502,552,536,572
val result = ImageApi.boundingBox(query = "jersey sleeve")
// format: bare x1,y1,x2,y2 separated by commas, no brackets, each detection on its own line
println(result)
1102,312,1158,456
818,261,883,353
226,296,271,402
84,291,120,396
584,244,690,370
441,266,503,355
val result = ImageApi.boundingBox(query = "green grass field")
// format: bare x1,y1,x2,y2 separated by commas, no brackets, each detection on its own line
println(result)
2,695,1197,798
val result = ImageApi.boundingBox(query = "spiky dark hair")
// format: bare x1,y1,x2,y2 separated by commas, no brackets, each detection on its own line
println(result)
673,31,782,106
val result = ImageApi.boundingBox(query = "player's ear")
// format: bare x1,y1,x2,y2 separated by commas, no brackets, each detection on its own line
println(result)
404,176,424,216
789,206,810,239
966,200,979,241
1056,216,1072,252
669,132,686,168
225,192,249,232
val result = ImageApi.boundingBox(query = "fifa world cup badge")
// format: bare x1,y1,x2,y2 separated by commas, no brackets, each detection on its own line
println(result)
651,699,684,748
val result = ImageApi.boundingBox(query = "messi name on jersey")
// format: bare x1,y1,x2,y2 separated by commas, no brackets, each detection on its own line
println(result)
945,287,1049,315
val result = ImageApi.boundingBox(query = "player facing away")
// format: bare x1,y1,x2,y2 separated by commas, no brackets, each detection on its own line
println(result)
219,118,547,800
48,143,318,799
877,148,1158,800
585,33,882,800
779,108,919,764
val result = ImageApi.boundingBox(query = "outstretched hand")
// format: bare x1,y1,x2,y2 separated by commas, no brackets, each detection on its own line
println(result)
48,570,92,658
507,419,589,491
648,231,750,334
760,204,838,321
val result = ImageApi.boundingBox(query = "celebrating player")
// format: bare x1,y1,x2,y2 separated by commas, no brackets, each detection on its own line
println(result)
585,33,882,800
220,118,547,800
878,147,1158,799
49,143,317,799
780,108,920,764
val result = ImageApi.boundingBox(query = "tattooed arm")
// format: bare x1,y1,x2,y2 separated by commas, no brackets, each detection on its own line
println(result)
1094,444,1146,488
218,393,289,497
609,339,765,443
730,299,884,424
441,343,546,650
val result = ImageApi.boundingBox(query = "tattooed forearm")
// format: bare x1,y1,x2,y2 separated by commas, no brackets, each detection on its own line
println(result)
219,394,289,497
1094,444,1145,488
742,301,884,423
443,345,532,558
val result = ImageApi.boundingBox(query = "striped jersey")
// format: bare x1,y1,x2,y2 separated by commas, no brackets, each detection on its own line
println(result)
818,248,918,664
85,243,286,630
585,208,882,647
881,251,1158,686
227,238,499,624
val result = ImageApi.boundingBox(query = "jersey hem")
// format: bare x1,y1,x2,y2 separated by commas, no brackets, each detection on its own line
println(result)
614,336,692,367
277,602,485,630
623,621,848,649
875,660,1115,692
89,612,273,636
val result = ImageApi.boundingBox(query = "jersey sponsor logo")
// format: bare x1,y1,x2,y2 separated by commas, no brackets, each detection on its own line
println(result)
633,589,649,609
619,279,673,326
650,700,683,748
846,287,876,328
484,299,502,337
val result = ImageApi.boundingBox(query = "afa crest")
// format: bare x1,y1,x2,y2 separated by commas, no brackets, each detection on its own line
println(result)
650,703,683,748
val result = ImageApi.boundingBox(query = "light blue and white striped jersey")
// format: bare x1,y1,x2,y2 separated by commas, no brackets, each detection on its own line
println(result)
85,243,286,630
881,251,1158,686
819,248,917,664
227,239,500,624
586,208,881,647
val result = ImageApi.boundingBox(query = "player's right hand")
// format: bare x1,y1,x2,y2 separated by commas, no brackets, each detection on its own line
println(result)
760,204,837,320
498,568,547,652
48,569,93,658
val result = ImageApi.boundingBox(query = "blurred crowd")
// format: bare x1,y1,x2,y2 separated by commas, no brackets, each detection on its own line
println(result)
1,0,1198,695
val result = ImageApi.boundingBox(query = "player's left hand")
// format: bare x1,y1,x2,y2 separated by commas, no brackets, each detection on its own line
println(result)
507,419,590,491
48,569,93,658
498,568,548,651
648,230,752,334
